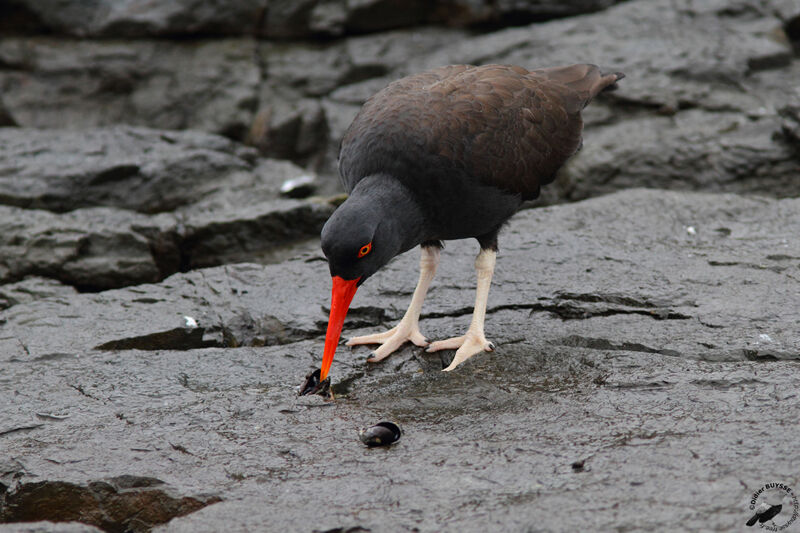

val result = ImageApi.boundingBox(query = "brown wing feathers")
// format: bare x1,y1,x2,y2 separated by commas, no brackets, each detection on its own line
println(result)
339,64,623,200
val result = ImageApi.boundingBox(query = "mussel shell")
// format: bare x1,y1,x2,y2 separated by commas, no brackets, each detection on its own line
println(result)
298,369,330,396
358,421,401,447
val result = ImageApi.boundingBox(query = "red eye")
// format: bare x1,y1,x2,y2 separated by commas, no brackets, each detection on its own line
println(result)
358,242,372,258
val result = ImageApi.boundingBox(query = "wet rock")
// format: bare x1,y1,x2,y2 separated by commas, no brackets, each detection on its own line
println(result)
252,26,467,168
786,13,800,50
260,27,460,99
0,205,175,290
0,193,334,291
0,195,333,291
375,0,799,201
248,95,328,160
0,98,15,126
2,189,800,531
0,128,335,290
0,476,220,532
0,262,328,359
556,109,800,201
3,188,799,363
173,155,335,269
463,0,624,25
0,459,26,494
0,39,259,137
0,277,78,311
4,0,797,204
0,0,624,40
260,0,626,38
780,104,800,148
0,0,264,38
480,0,796,112
0,523,103,533
258,0,800,193
2,0,800,529
179,198,334,270
0,127,256,213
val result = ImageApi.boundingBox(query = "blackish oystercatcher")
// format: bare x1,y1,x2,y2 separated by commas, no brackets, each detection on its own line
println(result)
747,503,782,526
318,63,624,381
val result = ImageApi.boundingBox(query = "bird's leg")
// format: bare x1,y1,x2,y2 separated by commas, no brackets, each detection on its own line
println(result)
427,248,496,371
347,245,440,362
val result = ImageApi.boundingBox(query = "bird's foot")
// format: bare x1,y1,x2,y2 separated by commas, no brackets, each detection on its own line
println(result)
347,320,429,363
426,331,495,371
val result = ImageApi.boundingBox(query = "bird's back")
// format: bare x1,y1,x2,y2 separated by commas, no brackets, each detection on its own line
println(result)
339,63,622,200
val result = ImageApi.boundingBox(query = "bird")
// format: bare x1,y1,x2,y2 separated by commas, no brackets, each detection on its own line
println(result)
746,502,782,526
317,63,624,382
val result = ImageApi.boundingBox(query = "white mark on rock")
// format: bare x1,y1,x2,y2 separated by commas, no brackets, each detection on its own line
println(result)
183,316,198,328
280,174,316,197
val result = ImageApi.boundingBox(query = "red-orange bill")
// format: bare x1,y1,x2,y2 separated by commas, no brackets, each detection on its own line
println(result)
319,276,360,382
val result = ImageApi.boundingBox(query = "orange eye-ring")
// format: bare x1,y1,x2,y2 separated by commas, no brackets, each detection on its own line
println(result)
358,242,372,258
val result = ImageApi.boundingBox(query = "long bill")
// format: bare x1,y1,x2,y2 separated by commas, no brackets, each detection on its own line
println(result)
319,276,360,382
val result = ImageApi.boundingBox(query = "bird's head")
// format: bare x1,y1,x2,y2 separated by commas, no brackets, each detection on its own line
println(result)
317,196,405,381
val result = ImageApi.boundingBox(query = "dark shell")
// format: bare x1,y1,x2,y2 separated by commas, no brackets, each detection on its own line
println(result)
298,369,330,396
358,421,401,447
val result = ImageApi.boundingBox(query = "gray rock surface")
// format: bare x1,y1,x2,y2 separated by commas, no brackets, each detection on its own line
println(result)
0,523,102,533
0,0,265,38
2,190,799,531
0,0,800,203
0,188,332,291
0,40,260,137
1,0,800,531
0,127,334,291
0,0,625,39
0,99,15,126
0,127,256,213
5,0,796,202
0,278,78,311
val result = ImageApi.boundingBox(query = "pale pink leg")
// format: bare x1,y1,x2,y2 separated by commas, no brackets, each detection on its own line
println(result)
347,246,440,362
427,249,496,371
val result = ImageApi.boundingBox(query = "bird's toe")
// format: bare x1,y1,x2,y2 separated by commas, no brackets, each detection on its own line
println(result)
426,336,465,352
437,332,495,371
347,327,397,346
357,322,429,363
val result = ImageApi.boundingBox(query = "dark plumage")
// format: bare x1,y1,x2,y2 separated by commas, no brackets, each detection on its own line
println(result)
747,503,782,526
317,63,624,381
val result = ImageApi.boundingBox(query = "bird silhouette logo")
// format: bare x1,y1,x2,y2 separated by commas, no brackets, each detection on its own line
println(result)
746,503,782,527
745,482,799,530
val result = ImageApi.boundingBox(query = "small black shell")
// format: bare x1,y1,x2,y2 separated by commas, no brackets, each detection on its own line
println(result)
298,369,330,396
358,421,401,447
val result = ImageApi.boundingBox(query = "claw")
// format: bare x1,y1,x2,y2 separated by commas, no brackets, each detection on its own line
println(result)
350,322,430,363
428,331,495,371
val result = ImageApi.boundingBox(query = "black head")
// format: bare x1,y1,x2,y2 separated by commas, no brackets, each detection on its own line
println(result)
320,196,402,284
316,174,424,381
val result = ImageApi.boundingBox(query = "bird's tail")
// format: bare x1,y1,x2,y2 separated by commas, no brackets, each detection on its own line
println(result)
533,64,624,108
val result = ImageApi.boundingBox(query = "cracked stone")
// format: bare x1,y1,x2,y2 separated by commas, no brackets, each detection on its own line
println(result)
2,189,800,532
0,128,335,292
0,476,220,532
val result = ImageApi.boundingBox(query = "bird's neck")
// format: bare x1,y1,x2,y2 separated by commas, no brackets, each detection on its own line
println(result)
348,174,426,253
